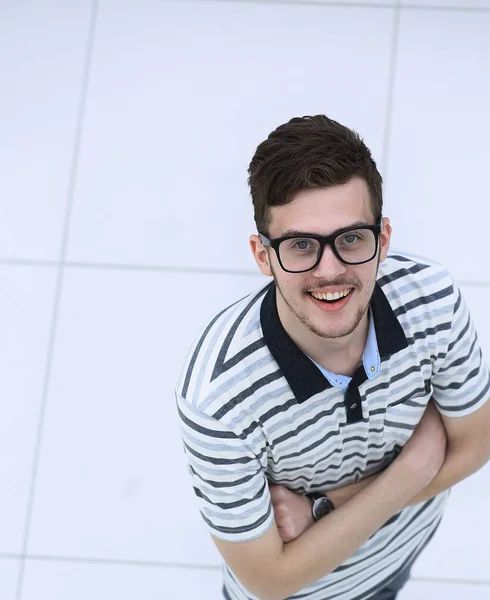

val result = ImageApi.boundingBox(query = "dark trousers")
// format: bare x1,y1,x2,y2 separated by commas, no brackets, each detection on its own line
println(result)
369,564,412,600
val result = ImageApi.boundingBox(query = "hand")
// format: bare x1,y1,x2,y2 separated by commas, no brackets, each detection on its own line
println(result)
269,483,313,543
398,400,447,486
269,474,382,543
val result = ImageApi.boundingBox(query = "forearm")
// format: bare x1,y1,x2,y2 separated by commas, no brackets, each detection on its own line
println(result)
270,463,425,600
407,441,490,505
329,443,489,511
327,473,377,508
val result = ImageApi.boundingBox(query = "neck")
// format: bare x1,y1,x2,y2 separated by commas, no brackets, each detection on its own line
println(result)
276,295,370,375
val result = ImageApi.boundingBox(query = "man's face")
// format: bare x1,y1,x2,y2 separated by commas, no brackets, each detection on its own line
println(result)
250,177,391,340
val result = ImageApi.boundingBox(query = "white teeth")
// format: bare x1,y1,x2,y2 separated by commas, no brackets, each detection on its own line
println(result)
311,289,351,301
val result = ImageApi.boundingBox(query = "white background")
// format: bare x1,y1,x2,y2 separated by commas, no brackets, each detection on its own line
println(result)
1,0,489,598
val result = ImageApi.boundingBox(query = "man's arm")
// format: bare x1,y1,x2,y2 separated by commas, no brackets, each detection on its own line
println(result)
333,398,490,507
408,396,490,503
272,398,490,544
330,397,490,507
211,403,446,600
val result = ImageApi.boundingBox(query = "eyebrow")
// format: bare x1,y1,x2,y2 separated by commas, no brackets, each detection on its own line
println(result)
280,221,372,238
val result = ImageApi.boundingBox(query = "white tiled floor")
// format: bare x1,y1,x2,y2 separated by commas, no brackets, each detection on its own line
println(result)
0,266,58,554
2,1,490,597
412,460,490,582
402,0,490,8
21,561,223,600
0,559,20,600
399,579,490,600
252,0,394,4
66,0,394,271
26,268,266,563
385,8,490,282
460,285,490,361
0,0,92,261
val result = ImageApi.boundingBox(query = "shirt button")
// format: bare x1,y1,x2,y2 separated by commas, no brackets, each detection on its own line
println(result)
350,403,357,409
370,366,376,372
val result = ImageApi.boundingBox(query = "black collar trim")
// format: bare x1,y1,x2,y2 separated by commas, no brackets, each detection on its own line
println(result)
260,282,408,404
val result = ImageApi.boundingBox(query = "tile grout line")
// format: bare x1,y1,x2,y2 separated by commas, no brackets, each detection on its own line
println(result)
411,576,490,587
14,2,101,599
380,0,401,182
0,258,263,276
25,555,222,571
170,0,490,14
8,554,222,571
178,0,396,8
398,2,490,12
1,258,490,288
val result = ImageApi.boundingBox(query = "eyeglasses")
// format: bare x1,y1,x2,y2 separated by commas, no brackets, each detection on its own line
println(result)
259,223,382,273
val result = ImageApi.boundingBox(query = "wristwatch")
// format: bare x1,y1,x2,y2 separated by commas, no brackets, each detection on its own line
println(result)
307,492,335,521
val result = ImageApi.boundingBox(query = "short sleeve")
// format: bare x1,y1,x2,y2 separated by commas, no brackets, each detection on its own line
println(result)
175,393,274,542
432,283,490,417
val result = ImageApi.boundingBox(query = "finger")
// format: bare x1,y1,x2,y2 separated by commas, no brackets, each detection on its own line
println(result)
277,526,292,543
279,515,292,528
270,485,288,502
277,517,292,531
277,523,295,543
275,504,290,519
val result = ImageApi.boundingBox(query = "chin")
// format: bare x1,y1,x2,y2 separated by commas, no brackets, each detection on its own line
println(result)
309,310,364,338
305,320,353,340
315,327,356,340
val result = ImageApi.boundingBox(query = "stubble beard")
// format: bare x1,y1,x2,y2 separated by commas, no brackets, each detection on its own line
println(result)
272,269,377,340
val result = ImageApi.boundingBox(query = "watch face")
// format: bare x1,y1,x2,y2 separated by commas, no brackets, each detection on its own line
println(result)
312,497,334,521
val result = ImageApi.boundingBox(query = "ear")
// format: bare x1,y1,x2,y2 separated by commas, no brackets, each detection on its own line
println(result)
379,217,392,263
250,234,273,277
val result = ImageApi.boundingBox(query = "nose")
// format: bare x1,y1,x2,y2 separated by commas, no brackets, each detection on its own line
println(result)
312,244,347,279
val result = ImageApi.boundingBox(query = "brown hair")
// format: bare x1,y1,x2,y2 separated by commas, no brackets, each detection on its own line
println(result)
248,115,383,235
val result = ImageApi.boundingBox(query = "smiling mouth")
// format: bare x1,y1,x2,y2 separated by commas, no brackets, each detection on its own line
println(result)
309,288,352,303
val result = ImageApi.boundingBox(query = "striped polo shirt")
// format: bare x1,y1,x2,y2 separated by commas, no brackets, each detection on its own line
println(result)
175,249,490,600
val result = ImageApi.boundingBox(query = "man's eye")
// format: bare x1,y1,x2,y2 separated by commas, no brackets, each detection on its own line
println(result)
342,234,360,244
294,240,311,250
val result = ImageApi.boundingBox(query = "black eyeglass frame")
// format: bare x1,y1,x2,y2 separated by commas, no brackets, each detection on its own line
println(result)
259,223,383,273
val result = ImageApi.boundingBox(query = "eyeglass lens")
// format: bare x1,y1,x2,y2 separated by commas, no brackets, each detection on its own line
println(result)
278,229,377,272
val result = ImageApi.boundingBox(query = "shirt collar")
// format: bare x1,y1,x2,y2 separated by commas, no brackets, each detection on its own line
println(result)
260,282,408,403
362,307,380,380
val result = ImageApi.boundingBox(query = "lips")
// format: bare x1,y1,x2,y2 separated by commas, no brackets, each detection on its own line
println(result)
307,288,354,312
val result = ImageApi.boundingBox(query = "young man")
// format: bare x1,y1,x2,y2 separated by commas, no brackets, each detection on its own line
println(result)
175,115,490,600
